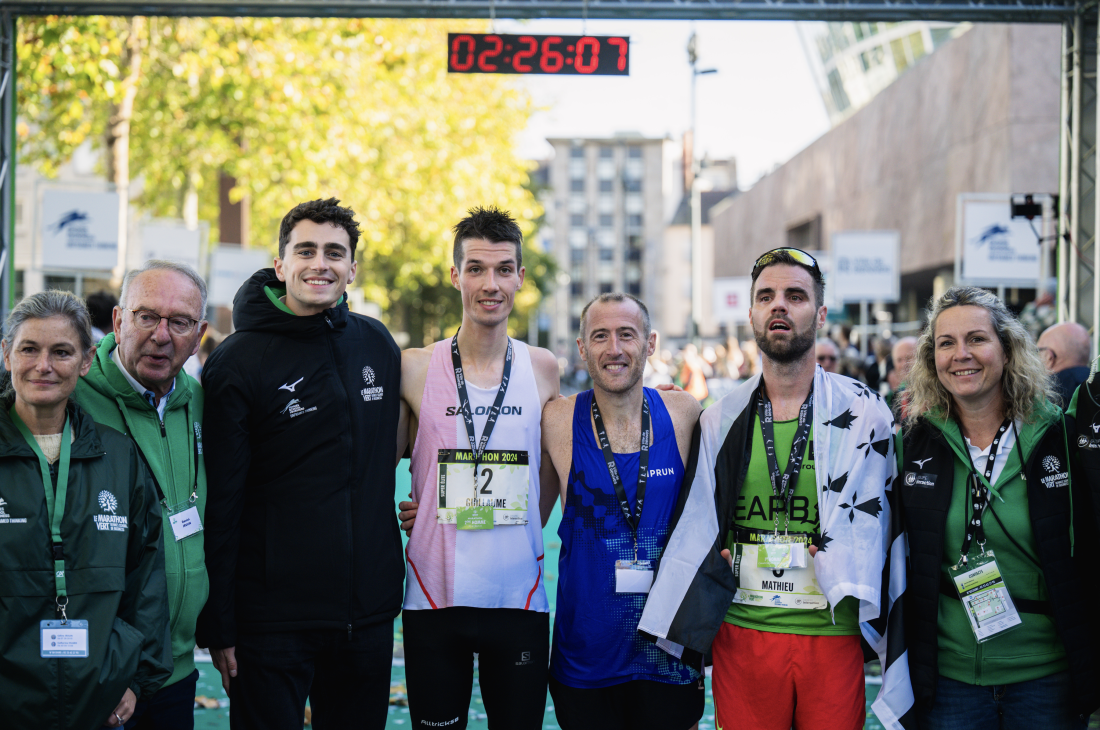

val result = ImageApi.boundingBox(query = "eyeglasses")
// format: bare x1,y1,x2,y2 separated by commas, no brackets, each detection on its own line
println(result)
752,247,822,280
126,309,202,337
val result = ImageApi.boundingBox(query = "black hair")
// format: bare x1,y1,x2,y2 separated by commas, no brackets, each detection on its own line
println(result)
452,206,523,270
85,290,118,332
750,249,826,308
278,198,361,259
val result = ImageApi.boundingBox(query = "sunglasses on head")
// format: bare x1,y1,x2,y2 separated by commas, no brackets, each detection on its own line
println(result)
751,247,822,280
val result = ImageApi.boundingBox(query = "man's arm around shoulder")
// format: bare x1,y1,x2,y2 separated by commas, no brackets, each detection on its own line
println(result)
540,395,575,526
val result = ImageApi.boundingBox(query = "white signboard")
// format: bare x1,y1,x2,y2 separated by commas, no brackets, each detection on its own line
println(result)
40,190,119,270
208,247,272,307
960,198,1040,285
831,231,900,303
712,277,751,324
141,223,202,272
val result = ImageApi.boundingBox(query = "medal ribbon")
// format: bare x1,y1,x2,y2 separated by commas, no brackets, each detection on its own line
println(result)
756,386,813,534
10,407,72,619
591,393,651,561
451,332,513,499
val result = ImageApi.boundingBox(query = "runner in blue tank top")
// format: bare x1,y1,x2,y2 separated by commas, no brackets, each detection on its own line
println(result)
540,293,704,730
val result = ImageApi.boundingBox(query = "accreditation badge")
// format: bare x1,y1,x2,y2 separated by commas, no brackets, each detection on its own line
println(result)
948,550,1023,643
40,619,89,658
436,449,530,529
730,542,827,610
614,560,654,593
166,496,203,542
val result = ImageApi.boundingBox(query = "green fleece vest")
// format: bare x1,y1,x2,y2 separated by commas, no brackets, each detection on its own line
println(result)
924,414,1068,686
72,333,208,690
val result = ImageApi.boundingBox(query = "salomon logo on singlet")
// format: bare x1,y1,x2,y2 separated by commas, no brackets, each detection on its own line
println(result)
445,405,522,416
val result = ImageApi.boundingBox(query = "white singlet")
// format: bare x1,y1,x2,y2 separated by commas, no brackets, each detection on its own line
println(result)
403,338,548,612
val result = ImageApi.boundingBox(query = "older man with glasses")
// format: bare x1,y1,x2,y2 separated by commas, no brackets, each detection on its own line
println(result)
815,339,840,374
73,260,210,730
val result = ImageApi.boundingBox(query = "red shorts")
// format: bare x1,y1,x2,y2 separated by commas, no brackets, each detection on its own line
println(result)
712,622,865,730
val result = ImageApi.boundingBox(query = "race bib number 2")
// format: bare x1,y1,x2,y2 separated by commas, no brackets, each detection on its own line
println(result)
436,449,530,528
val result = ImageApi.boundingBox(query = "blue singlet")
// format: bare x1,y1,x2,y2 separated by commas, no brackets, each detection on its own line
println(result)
549,388,696,689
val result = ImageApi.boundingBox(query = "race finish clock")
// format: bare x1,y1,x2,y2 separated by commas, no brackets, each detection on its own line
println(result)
447,33,629,75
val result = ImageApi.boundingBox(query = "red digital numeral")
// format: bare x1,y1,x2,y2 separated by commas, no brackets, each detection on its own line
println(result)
540,36,565,73
478,35,503,72
451,34,476,71
513,35,538,73
575,36,600,74
607,37,628,72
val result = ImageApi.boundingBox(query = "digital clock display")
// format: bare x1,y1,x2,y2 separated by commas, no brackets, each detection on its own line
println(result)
447,33,630,76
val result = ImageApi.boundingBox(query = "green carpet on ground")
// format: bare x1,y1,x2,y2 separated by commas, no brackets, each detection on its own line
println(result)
189,459,894,729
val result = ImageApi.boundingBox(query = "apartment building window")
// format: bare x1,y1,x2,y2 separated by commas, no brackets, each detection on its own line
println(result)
599,146,614,159
597,160,615,180
571,317,582,333
786,215,822,251
570,179,585,193
569,230,588,248
626,247,642,262
628,214,643,228
623,179,642,193
569,195,587,213
599,214,614,228
570,213,586,227
627,281,641,295
625,195,644,214
597,196,614,213
627,146,642,159
571,249,585,264
571,281,584,297
599,248,614,262
596,230,616,247
599,179,614,193
599,282,613,294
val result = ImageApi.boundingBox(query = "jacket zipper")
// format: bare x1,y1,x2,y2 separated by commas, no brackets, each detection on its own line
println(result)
328,325,355,639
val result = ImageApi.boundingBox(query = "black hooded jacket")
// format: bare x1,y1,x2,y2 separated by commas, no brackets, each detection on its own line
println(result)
196,269,403,649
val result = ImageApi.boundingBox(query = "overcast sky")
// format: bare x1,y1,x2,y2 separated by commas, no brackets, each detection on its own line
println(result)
492,19,832,188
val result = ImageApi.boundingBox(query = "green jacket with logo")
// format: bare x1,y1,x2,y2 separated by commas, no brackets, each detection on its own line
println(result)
0,396,172,730
73,333,208,689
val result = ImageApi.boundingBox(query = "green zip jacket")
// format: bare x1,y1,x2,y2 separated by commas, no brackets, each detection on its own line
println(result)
0,397,172,729
73,333,208,689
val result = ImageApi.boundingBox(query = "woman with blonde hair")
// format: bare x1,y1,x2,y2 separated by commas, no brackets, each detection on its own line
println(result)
898,286,1098,728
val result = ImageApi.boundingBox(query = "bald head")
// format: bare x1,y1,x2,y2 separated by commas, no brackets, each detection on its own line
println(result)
1037,322,1091,372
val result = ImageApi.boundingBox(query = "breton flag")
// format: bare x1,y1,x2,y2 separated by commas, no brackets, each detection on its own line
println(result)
639,369,914,728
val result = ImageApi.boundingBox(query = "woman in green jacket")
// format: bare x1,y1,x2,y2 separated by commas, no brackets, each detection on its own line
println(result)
0,290,171,729
898,286,1098,728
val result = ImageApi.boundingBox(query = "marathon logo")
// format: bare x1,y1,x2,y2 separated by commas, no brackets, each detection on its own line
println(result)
1040,471,1069,489
93,515,129,532
361,386,385,402
904,472,937,489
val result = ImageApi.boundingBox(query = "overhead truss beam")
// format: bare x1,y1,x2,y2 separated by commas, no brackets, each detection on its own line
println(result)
4,0,1084,22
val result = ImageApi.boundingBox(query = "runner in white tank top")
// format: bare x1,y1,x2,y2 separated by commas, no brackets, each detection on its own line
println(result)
396,208,560,730
404,336,547,611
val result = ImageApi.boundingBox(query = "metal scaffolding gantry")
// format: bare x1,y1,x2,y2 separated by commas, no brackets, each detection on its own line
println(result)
0,0,1097,337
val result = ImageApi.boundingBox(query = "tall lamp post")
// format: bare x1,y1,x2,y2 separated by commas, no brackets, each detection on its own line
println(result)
688,31,716,344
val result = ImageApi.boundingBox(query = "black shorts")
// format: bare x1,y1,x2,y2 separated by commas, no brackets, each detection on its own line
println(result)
403,606,549,730
548,674,705,730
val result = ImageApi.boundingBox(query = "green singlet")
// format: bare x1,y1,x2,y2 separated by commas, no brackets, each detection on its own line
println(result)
723,415,860,635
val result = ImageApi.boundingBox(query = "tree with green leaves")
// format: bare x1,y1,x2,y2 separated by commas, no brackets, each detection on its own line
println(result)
18,16,553,342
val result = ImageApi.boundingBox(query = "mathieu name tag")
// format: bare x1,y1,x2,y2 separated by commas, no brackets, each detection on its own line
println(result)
614,560,654,593
169,506,203,541
41,619,89,658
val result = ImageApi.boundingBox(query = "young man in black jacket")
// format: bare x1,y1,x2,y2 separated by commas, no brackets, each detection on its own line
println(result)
197,198,403,730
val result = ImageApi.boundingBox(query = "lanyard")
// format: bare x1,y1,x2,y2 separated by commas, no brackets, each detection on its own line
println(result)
958,418,1015,564
451,332,513,498
10,407,73,620
756,386,813,535
591,393,651,561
